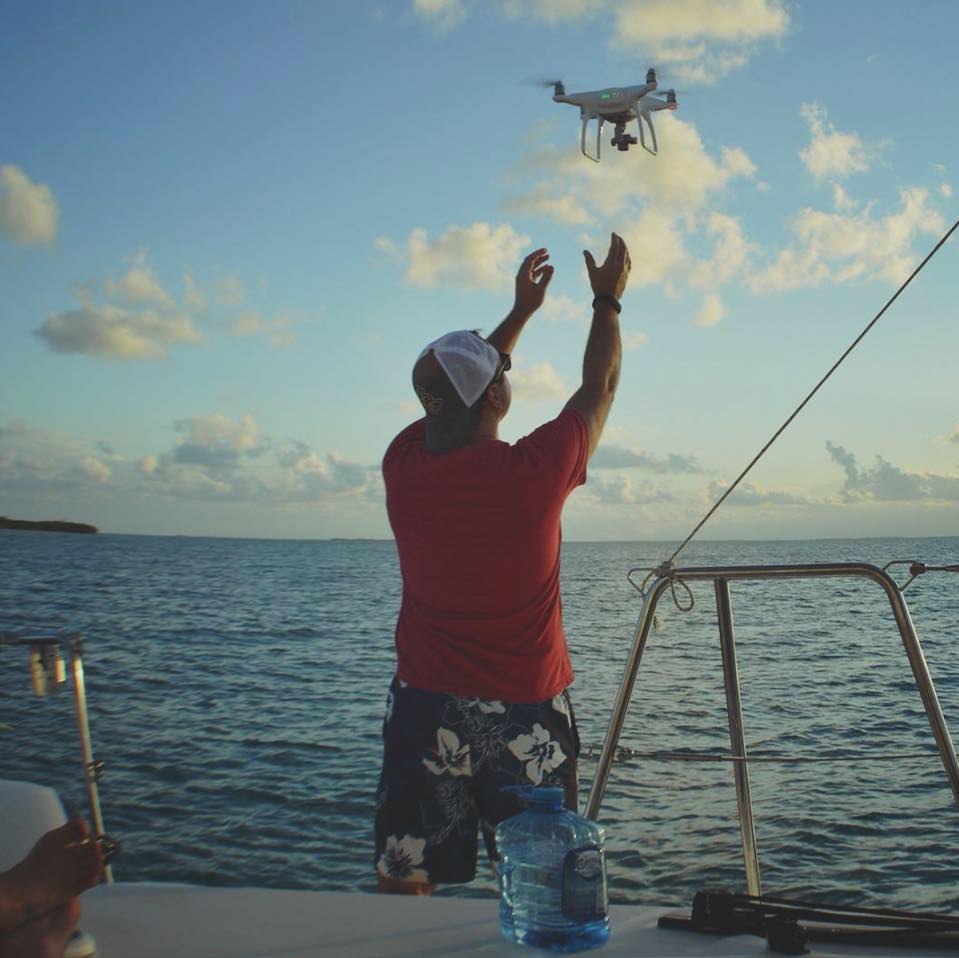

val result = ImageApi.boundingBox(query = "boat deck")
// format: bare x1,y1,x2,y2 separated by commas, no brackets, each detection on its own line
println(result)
80,883,950,957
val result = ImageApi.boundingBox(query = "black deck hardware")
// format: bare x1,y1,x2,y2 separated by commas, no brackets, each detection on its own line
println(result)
660,889,959,953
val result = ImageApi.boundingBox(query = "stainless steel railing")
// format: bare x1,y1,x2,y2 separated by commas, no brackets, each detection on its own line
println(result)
0,632,114,883
584,562,959,897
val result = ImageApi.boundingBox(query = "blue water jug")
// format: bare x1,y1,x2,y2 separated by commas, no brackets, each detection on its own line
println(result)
496,785,610,952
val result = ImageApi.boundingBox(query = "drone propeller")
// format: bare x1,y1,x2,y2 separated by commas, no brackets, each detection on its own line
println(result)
523,74,566,87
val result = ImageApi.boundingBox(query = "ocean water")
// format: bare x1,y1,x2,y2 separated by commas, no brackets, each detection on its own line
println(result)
2,531,959,912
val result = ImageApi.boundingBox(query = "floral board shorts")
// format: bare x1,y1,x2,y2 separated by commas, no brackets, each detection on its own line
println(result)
374,675,580,885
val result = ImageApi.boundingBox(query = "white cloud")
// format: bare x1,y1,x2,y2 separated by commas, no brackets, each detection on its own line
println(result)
832,183,856,211
826,441,959,501
695,291,725,327
274,444,374,498
587,473,675,504
215,275,246,306
0,421,116,489
143,419,380,503
35,302,202,360
612,0,790,83
412,0,468,32
376,222,530,290
501,119,759,326
688,212,752,289
509,362,567,399
591,444,701,472
33,253,297,359
541,293,587,324
623,330,649,350
501,118,756,311
175,413,262,453
230,310,294,347
707,478,820,506
483,0,791,83
0,415,382,507
749,188,945,292
168,414,268,473
620,206,687,289
503,112,755,244
940,183,953,199
183,273,207,311
78,456,112,483
502,181,591,225
799,102,884,181
0,165,58,246
105,250,174,307
614,0,788,45
137,454,158,475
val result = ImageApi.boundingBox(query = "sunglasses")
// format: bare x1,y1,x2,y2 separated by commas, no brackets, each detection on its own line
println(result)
492,351,512,383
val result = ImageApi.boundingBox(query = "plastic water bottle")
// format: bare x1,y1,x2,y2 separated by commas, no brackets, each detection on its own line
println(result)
496,785,610,952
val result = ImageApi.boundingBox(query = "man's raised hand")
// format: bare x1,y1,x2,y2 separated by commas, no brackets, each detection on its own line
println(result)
513,248,554,318
583,233,630,301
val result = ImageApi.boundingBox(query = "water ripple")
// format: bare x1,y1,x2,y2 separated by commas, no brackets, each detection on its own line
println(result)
3,531,959,910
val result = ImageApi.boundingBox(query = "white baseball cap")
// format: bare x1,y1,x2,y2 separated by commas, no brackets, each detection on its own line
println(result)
417,330,503,408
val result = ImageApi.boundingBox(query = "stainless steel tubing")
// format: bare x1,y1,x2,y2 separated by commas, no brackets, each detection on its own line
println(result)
69,635,114,883
715,579,762,896
585,562,959,846
873,573,959,807
585,577,674,820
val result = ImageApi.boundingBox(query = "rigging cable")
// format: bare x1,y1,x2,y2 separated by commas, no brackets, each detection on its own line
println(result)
655,215,959,577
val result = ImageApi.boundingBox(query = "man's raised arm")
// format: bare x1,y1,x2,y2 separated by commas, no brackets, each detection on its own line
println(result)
565,233,631,457
486,248,554,354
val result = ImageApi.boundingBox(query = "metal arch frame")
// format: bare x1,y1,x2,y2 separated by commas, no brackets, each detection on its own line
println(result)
584,562,959,897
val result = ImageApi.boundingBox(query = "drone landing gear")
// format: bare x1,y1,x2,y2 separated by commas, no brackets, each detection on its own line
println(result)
611,122,638,152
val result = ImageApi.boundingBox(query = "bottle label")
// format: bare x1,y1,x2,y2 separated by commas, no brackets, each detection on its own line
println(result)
562,845,608,922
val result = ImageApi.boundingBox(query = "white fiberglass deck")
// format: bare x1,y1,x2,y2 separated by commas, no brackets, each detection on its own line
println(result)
80,884,949,957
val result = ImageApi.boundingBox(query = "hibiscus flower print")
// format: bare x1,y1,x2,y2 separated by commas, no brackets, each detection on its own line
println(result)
474,698,506,714
508,723,567,784
377,834,429,883
384,690,395,724
423,727,472,777
552,693,571,726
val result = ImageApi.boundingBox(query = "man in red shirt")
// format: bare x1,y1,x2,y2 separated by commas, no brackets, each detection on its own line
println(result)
376,234,631,894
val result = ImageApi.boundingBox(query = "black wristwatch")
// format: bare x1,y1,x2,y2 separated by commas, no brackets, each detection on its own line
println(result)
592,293,622,314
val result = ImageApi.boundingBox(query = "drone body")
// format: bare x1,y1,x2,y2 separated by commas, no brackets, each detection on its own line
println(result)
549,69,678,161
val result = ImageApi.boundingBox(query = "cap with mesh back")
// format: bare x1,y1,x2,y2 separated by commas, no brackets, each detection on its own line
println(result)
417,331,501,408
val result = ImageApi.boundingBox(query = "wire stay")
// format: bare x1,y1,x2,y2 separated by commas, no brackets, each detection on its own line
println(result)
658,215,959,575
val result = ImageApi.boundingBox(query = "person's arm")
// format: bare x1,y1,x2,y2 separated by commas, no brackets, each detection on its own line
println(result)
565,233,631,457
486,248,554,354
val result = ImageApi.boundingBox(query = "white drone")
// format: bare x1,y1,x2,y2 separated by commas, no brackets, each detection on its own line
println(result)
542,69,678,161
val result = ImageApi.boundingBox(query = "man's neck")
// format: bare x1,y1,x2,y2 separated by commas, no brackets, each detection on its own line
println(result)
425,421,498,454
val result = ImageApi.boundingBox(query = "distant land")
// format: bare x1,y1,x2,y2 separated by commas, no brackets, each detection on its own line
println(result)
0,516,98,534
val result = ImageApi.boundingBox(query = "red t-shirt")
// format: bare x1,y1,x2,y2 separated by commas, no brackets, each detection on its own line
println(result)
383,408,589,702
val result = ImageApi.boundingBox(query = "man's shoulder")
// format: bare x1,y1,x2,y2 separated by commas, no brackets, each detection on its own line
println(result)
514,407,588,452
383,420,426,468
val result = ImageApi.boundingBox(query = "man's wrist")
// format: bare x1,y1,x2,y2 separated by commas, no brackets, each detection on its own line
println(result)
507,304,535,323
592,293,622,314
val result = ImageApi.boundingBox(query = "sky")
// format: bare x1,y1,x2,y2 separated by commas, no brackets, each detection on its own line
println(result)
2,0,958,541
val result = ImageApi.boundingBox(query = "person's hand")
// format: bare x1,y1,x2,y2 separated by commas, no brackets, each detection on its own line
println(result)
583,233,630,301
513,248,554,317
23,820,104,907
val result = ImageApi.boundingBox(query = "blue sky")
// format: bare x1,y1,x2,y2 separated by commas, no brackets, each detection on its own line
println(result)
2,0,958,540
